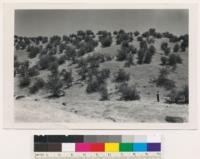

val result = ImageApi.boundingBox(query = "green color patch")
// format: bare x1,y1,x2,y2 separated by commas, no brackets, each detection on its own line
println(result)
120,143,133,152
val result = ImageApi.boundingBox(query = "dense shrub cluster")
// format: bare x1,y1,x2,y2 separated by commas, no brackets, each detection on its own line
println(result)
114,29,133,45
28,66,39,77
160,54,182,68
86,68,110,94
137,41,156,64
77,39,98,56
116,42,137,65
19,76,31,88
16,60,29,77
28,46,40,59
113,69,130,83
154,67,175,90
38,55,57,70
29,78,45,94
99,84,109,101
15,36,48,50
46,72,63,97
173,44,180,52
118,82,140,101
161,42,171,55
166,85,189,104
97,31,112,47
60,69,73,87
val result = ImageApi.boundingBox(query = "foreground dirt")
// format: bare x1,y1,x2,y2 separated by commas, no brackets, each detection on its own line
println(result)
15,96,188,123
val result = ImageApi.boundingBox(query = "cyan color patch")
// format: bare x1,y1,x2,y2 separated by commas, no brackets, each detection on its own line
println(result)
133,143,147,152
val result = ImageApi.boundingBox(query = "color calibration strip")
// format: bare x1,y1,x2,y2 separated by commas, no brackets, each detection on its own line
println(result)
34,135,161,159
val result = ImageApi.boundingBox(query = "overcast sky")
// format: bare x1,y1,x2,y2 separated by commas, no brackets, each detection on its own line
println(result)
15,9,188,37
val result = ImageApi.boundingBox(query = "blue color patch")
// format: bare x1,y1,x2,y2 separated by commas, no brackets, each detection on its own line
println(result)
133,143,147,152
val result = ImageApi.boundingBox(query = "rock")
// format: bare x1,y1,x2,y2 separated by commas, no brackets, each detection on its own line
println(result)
15,95,25,100
62,102,66,106
165,116,184,123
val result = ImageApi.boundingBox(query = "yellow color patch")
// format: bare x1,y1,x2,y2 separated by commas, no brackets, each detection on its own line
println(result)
105,143,119,152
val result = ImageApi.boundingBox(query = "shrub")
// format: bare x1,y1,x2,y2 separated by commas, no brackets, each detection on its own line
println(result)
17,61,29,77
105,54,112,61
86,76,100,93
149,28,156,36
180,40,188,51
116,32,131,45
58,55,66,65
149,45,156,55
116,49,127,61
173,44,180,52
144,51,153,64
65,46,76,60
14,55,20,68
38,55,57,70
114,69,130,83
101,36,112,47
98,31,112,47
77,40,97,55
156,33,162,39
119,83,140,101
161,56,168,65
50,35,61,46
99,84,109,101
164,47,171,55
116,43,135,62
166,85,188,104
147,38,155,44
134,31,140,36
168,54,182,68
176,85,189,104
29,78,45,94
77,65,88,80
137,48,145,64
77,58,87,68
61,69,73,87
28,66,39,77
161,42,168,51
46,73,63,97
19,76,31,88
97,68,110,83
48,62,59,74
139,41,148,50
137,36,143,42
162,79,176,90
155,68,175,90
88,58,100,68
28,46,40,59
124,53,134,67
180,34,188,51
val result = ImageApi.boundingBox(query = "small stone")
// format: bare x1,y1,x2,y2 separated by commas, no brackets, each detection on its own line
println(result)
165,116,184,123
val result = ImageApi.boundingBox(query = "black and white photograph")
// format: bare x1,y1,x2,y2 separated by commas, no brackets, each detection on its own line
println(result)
12,8,191,124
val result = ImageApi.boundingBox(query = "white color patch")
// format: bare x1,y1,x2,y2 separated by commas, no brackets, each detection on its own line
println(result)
62,143,75,152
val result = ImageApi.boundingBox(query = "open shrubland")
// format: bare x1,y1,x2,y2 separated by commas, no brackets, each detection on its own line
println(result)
14,28,189,122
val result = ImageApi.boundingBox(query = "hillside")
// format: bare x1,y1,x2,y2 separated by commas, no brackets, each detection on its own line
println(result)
14,29,189,123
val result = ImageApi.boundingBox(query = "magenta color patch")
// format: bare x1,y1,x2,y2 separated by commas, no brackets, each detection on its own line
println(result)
75,143,91,152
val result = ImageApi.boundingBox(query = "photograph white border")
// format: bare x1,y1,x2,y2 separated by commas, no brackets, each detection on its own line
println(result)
3,2,198,129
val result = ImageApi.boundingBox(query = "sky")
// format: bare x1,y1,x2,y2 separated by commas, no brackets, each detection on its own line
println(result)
15,9,188,37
